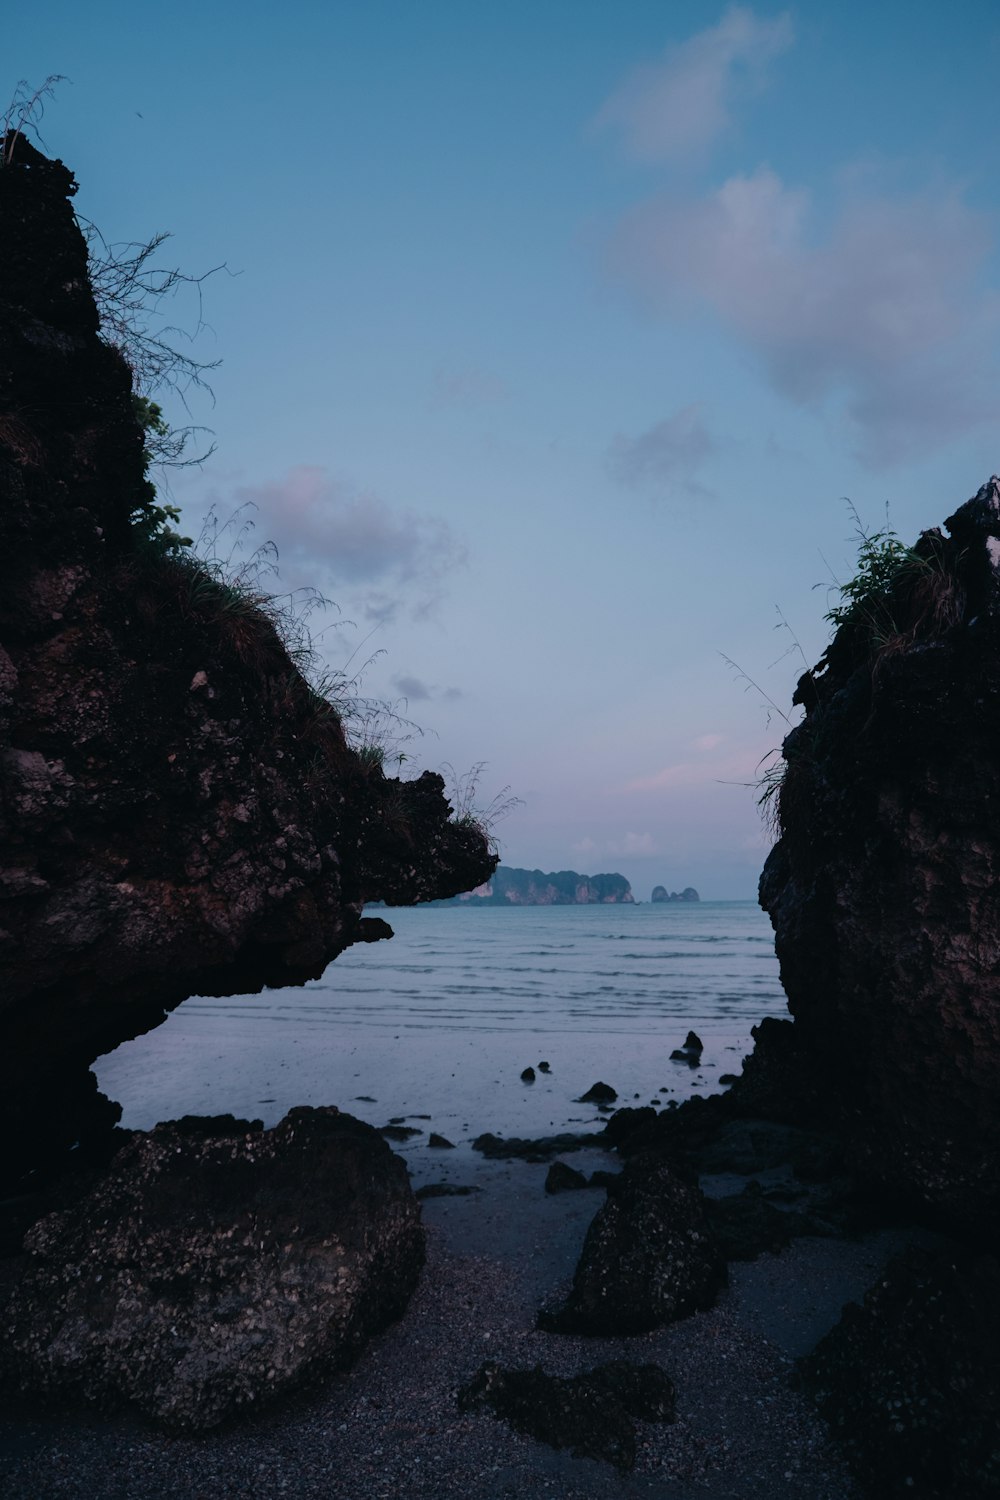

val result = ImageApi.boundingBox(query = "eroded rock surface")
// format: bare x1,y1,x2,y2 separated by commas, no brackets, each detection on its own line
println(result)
538,1156,725,1335
0,138,495,1186
1,1108,423,1430
760,479,1000,1232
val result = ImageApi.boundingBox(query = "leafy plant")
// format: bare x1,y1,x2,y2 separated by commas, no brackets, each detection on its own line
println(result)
822,504,924,644
129,397,195,553
88,230,223,555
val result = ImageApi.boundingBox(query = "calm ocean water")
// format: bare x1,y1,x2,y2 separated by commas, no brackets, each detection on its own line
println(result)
95,901,785,1176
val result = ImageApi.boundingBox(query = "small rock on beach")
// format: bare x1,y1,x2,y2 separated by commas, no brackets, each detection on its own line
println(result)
578,1081,618,1103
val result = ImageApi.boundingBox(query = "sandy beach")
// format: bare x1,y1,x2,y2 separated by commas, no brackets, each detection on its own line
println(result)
0,1141,943,1500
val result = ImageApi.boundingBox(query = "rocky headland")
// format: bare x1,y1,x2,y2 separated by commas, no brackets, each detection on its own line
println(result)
0,134,495,1429
438,865,634,905
0,137,496,1193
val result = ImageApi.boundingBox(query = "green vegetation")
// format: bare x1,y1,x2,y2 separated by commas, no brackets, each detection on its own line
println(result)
129,397,193,553
753,503,967,836
2,84,488,799
823,506,921,642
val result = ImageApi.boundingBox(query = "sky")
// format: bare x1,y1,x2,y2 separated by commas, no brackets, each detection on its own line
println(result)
7,1,1000,898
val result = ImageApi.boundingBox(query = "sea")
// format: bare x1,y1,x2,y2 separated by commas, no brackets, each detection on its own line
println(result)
95,900,785,1182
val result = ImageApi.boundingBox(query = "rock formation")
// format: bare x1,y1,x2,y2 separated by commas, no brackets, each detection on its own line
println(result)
1,1108,424,1431
760,479,1000,1233
443,866,633,905
651,885,699,902
537,1155,725,1335
0,138,496,1189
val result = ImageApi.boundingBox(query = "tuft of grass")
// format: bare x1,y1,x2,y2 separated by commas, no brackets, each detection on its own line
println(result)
819,502,963,660
822,503,920,642
749,504,966,835
440,762,521,855
171,506,423,769
754,752,787,837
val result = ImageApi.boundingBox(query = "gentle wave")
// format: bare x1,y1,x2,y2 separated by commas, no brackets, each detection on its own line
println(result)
96,901,785,1139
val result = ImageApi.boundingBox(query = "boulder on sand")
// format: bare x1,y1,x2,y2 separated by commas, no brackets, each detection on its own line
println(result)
538,1156,725,1335
544,1160,589,1194
0,1108,423,1431
669,1031,703,1064
578,1081,617,1104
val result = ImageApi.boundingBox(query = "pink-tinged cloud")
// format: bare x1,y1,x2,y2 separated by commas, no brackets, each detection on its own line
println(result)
607,404,716,498
609,167,1000,464
608,831,657,856
693,732,725,750
228,466,465,623
596,6,793,163
622,745,771,794
624,764,697,793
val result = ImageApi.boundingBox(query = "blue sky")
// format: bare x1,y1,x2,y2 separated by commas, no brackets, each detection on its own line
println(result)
8,2,1000,896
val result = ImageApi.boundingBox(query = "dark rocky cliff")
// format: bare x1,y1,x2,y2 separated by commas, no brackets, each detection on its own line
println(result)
0,138,496,1189
759,479,1000,1233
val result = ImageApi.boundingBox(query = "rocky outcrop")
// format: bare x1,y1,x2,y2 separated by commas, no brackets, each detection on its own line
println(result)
445,866,634,905
0,139,496,1189
651,885,699,902
538,1155,725,1335
0,1108,424,1431
759,479,1000,1233
798,1247,1000,1498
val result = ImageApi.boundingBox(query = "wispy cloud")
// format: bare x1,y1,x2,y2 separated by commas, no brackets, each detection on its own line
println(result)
596,5,792,163
608,831,657,856
573,831,657,859
624,765,696,793
610,167,1000,465
607,404,716,497
431,364,508,409
391,673,465,704
228,466,465,623
392,673,434,702
598,10,1000,465
622,743,762,794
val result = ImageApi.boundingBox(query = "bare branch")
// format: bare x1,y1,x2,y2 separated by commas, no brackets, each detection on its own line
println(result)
1,75,67,165
77,217,227,405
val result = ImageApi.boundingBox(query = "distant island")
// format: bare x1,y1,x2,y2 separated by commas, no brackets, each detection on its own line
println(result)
429,866,634,906
651,886,700,903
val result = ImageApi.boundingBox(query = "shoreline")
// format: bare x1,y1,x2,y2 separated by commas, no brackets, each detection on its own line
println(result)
0,1136,944,1499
